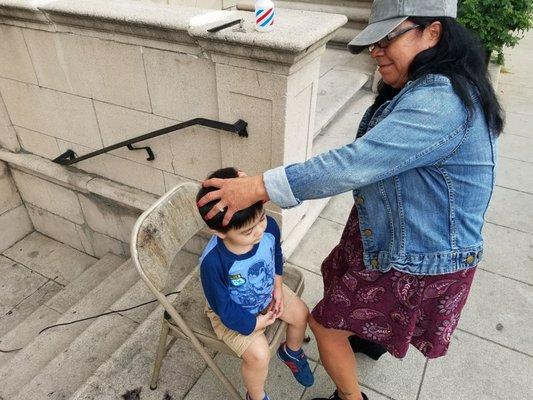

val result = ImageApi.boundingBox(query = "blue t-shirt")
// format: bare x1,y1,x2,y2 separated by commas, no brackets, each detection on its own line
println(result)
200,216,283,335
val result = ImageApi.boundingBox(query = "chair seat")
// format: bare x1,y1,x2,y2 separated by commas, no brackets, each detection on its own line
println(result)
169,263,305,355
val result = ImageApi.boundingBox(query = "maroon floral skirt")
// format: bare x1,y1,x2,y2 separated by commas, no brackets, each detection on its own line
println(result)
311,206,476,359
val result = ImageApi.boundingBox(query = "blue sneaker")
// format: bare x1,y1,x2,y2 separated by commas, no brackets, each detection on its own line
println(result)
277,342,314,387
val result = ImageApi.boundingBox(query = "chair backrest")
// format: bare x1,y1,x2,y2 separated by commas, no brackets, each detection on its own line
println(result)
131,182,205,295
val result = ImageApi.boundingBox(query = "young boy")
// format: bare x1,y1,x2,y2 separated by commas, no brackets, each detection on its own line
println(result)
197,167,314,400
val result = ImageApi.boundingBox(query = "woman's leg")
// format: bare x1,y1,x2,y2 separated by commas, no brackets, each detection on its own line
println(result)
309,315,364,400
241,334,270,400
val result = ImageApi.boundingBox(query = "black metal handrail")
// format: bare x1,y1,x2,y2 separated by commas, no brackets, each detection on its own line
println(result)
52,118,248,166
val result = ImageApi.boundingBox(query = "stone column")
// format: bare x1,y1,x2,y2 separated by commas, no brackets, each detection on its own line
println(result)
190,10,345,238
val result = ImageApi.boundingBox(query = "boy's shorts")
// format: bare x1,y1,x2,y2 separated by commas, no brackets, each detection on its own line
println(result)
206,284,298,357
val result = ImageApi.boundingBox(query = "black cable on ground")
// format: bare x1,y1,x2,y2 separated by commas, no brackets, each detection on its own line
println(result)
0,290,180,353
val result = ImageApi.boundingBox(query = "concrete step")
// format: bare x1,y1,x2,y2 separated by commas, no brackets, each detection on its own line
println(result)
13,273,159,400
70,307,208,400
0,253,125,368
71,251,206,400
237,0,371,21
314,67,369,138
3,231,96,286
0,232,96,338
314,46,375,138
13,312,138,400
110,278,160,324
0,279,61,338
0,259,139,399
330,20,366,45
313,88,375,155
283,89,375,259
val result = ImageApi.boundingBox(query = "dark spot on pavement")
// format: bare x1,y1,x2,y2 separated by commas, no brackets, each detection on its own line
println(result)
121,387,142,400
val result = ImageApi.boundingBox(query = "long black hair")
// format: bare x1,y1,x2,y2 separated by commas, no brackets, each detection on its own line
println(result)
371,17,504,135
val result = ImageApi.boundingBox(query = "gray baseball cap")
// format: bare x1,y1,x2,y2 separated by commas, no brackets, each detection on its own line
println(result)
348,0,457,54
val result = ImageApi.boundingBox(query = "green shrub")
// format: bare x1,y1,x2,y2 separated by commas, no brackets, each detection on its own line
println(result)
458,0,533,65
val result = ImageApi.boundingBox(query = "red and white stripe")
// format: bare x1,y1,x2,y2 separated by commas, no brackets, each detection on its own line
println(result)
256,8,274,27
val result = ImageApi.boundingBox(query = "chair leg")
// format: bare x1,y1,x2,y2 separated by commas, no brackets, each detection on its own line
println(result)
150,320,171,390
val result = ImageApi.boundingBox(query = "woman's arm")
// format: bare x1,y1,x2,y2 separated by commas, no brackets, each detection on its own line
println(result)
198,79,469,222
265,80,469,207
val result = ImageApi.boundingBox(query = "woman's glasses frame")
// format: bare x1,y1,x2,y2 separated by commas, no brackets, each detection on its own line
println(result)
368,24,422,52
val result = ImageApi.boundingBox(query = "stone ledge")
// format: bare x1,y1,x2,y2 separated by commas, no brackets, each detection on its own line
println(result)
40,0,201,45
0,0,347,65
0,150,158,212
0,150,93,193
189,8,347,54
0,0,52,25
86,178,158,213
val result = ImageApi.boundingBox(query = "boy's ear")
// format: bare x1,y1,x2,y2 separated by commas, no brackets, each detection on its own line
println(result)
210,229,226,240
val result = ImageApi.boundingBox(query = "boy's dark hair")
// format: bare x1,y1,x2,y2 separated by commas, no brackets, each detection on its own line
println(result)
196,167,263,233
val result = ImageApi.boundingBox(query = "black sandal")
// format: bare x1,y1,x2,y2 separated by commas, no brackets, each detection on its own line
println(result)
349,335,387,360
311,389,369,400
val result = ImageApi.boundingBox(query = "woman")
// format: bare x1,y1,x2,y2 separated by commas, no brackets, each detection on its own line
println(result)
197,1,504,399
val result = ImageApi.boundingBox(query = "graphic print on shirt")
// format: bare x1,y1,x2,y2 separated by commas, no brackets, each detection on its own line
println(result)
228,245,275,314
229,258,274,314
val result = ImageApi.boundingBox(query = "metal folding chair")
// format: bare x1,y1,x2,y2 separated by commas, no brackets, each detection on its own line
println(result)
130,182,305,400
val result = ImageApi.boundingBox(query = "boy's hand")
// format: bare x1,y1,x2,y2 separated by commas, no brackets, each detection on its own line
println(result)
269,276,284,318
256,311,276,330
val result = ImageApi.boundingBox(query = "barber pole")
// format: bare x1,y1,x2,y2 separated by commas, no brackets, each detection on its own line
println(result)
255,0,275,32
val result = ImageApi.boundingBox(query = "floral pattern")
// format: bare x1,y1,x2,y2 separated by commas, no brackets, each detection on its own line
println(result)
356,286,386,303
437,285,469,315
312,205,476,359
362,322,393,341
436,314,460,344
350,308,385,321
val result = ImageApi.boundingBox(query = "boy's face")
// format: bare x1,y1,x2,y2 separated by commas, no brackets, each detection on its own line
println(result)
216,209,268,247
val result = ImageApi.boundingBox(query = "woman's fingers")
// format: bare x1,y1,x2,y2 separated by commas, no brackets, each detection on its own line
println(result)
202,177,224,189
222,207,236,226
197,188,221,208
198,175,269,224
204,201,225,220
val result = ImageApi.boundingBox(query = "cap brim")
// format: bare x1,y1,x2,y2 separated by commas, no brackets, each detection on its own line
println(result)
348,16,408,54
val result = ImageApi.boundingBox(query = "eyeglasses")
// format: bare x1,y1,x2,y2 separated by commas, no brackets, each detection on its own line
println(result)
368,24,421,52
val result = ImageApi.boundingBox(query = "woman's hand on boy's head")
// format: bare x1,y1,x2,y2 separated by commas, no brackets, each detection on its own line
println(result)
197,175,270,225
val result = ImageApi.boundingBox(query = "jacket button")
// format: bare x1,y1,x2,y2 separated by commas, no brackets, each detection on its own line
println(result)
370,259,379,269
356,196,364,205
363,229,372,237
466,255,475,264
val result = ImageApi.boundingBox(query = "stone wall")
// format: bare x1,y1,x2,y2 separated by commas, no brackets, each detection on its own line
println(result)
0,161,32,252
0,0,346,250
0,150,158,258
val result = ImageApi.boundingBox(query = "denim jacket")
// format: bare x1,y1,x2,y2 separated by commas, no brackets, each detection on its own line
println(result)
264,74,498,275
